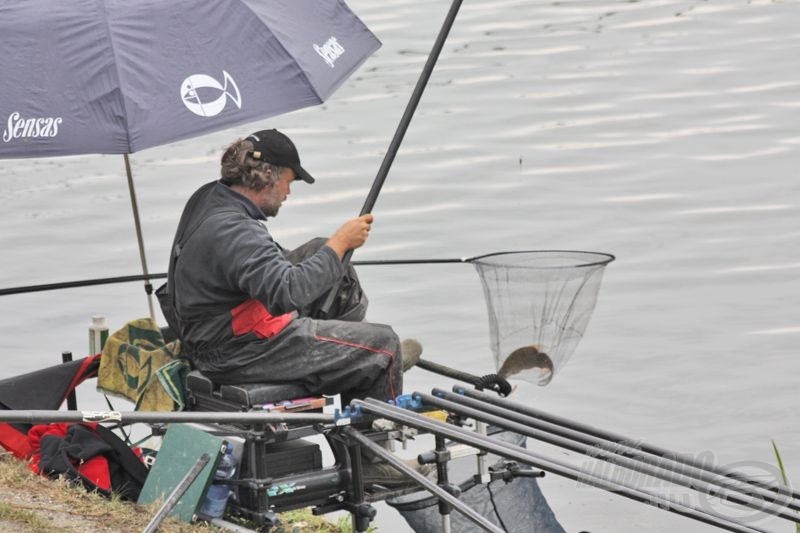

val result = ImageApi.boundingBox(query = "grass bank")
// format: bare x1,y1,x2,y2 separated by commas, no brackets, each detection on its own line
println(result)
0,453,343,532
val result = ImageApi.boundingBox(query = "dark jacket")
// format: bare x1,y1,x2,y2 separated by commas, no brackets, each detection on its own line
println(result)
166,181,343,372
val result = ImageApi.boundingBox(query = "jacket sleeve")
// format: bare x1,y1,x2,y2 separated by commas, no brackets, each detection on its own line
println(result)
222,218,344,315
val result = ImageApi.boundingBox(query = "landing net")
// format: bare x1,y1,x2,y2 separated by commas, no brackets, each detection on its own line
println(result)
471,250,614,386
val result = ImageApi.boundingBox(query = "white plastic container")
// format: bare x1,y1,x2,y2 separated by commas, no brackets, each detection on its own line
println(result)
88,315,109,354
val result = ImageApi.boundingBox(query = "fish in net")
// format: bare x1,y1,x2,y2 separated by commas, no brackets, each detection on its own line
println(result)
471,250,614,385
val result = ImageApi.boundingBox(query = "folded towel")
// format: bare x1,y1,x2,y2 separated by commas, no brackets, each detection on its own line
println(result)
97,318,190,411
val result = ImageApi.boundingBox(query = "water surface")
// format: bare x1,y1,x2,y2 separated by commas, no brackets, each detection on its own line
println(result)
1,1,798,531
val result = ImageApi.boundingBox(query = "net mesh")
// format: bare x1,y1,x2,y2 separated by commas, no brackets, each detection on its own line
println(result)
471,250,613,385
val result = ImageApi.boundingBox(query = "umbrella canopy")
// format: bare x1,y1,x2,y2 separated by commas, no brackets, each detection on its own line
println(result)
0,0,379,317
0,0,380,158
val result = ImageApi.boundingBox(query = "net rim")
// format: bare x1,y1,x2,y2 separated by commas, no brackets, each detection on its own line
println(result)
468,250,615,269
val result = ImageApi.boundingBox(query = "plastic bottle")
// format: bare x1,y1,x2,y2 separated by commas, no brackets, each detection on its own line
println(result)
88,315,109,355
199,443,237,518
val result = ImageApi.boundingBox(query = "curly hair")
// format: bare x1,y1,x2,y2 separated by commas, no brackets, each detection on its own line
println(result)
219,138,283,191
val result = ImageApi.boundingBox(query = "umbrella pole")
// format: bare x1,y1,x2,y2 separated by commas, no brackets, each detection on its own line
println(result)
123,154,156,319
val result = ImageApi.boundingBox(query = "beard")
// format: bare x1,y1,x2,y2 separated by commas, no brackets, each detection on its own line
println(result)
260,190,284,217
261,203,280,218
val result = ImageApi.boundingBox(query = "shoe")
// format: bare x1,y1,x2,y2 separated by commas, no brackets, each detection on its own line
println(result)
400,338,423,372
362,457,436,489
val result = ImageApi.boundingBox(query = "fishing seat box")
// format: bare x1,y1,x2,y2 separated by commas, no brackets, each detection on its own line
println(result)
184,370,328,521
185,369,330,415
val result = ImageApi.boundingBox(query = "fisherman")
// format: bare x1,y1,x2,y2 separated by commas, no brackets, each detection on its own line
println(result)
158,128,418,406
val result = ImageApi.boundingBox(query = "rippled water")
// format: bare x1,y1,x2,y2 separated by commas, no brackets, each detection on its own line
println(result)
1,1,798,531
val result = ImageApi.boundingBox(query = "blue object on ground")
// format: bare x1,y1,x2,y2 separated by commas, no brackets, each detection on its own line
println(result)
199,442,237,519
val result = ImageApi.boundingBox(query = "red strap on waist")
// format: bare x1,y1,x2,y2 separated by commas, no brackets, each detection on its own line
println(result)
230,299,292,339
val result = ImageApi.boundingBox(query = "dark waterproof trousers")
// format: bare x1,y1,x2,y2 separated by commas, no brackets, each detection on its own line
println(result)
204,239,403,405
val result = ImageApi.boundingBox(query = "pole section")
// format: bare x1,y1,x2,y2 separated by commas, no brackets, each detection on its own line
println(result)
455,386,800,502
352,399,771,533
354,0,463,219
420,391,799,521
318,0,465,317
436,388,800,512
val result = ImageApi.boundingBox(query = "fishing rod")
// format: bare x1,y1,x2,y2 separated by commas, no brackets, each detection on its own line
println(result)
353,398,773,533
441,387,800,512
434,388,800,514
420,390,800,522
455,386,800,504
317,0,465,318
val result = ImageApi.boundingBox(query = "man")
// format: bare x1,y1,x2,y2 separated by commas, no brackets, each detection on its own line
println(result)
159,128,413,406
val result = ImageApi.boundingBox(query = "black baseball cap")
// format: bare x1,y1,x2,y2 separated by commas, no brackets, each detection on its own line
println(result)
245,129,315,184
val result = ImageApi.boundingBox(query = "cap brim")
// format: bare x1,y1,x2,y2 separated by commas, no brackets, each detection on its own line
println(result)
294,165,315,184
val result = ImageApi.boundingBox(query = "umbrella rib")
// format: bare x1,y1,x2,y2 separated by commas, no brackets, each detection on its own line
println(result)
95,0,134,154
94,1,152,316
238,3,323,104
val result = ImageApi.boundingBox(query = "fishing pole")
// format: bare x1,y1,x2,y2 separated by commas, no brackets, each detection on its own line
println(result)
455,386,800,504
353,398,772,533
438,388,800,512
317,0,465,318
434,389,800,513
420,391,800,521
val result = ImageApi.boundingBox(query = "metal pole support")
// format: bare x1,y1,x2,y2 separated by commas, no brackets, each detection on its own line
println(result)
61,351,78,411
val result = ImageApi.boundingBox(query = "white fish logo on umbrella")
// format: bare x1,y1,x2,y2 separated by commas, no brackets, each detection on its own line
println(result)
180,70,242,117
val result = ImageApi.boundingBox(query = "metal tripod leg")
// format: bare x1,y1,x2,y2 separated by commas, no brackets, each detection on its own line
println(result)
434,435,452,533
348,441,377,533
341,426,503,533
